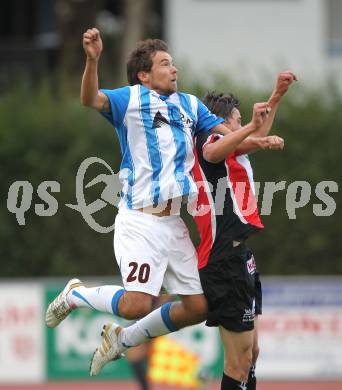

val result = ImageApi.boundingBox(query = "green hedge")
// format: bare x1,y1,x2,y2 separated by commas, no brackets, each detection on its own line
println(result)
0,79,341,276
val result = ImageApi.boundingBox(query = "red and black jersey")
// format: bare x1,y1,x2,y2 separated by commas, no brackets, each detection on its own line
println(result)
193,131,264,270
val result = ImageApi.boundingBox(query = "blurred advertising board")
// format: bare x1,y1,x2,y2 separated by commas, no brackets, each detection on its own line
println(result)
258,278,342,379
45,284,223,380
0,283,45,383
1,277,341,384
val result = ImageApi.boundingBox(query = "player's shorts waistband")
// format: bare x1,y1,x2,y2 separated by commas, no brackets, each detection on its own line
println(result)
118,207,179,221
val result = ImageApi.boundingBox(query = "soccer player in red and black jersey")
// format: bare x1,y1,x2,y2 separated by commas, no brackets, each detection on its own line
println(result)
192,71,297,390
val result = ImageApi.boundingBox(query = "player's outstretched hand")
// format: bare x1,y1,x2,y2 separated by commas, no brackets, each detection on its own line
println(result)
259,135,284,150
274,70,297,97
251,102,270,130
83,28,103,60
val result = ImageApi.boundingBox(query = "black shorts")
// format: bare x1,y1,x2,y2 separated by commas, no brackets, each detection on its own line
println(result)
199,243,262,332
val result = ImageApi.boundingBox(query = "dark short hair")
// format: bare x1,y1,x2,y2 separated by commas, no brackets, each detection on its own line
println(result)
203,91,240,120
126,39,169,85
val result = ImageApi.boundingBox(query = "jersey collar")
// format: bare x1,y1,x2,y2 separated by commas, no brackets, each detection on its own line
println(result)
140,85,176,101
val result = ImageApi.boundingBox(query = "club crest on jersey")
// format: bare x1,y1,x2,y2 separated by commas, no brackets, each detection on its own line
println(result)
246,255,256,274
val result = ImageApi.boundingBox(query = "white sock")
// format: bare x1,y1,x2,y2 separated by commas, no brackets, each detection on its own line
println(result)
67,285,125,315
119,302,178,350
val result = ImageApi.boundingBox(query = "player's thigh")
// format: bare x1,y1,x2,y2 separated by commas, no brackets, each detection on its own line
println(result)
163,218,203,296
114,210,167,296
219,325,254,364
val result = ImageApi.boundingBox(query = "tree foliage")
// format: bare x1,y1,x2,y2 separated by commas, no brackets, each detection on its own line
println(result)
0,78,341,277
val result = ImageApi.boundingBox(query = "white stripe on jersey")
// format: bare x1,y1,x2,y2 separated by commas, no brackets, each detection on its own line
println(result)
147,94,181,203
188,94,199,122
236,155,256,195
123,85,152,207
167,93,198,196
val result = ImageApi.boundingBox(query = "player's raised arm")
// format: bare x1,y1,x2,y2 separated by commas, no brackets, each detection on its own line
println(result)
80,28,110,112
252,70,297,137
235,134,285,155
204,103,269,163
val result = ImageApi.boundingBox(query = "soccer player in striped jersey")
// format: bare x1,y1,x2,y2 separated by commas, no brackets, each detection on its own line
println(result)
193,71,297,390
46,28,270,376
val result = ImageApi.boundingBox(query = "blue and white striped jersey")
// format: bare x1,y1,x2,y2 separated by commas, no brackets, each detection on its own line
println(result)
100,84,223,209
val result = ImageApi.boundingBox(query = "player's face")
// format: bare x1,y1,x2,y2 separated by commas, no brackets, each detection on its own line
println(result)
224,108,242,131
144,51,178,95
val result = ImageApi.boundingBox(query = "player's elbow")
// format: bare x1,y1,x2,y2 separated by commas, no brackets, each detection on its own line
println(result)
80,95,91,107
82,92,108,112
80,95,95,108
203,147,224,164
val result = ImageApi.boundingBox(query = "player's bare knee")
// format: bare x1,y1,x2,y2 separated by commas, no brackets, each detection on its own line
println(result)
226,344,253,382
226,352,252,382
118,292,152,319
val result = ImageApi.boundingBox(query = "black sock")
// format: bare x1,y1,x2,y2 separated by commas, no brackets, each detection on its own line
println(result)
247,365,256,390
130,359,149,390
221,373,247,390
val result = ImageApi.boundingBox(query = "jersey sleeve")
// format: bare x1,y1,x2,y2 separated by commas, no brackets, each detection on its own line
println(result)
195,131,223,157
195,98,224,135
99,86,131,128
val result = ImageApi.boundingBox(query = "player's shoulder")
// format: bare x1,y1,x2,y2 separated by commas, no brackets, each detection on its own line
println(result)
101,85,131,97
177,91,199,101
99,86,132,124
176,91,200,113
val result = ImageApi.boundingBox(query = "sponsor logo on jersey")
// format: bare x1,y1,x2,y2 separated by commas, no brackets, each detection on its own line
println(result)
152,111,170,128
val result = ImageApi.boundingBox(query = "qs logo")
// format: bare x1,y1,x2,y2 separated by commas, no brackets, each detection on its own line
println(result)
7,157,122,233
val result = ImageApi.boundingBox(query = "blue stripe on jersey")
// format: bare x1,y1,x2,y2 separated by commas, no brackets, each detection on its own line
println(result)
100,87,134,208
100,87,130,129
167,103,191,195
120,122,134,209
139,86,163,205
178,93,196,134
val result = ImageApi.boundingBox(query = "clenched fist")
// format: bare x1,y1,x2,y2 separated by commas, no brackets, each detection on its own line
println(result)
274,70,297,97
259,135,284,150
251,102,270,130
83,28,103,61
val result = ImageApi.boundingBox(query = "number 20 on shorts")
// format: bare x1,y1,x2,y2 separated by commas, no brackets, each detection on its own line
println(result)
127,262,151,283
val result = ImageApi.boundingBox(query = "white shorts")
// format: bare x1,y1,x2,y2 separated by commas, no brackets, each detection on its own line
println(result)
114,209,203,296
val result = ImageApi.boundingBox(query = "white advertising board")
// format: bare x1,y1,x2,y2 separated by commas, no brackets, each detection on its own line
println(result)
0,283,44,383
258,278,342,379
